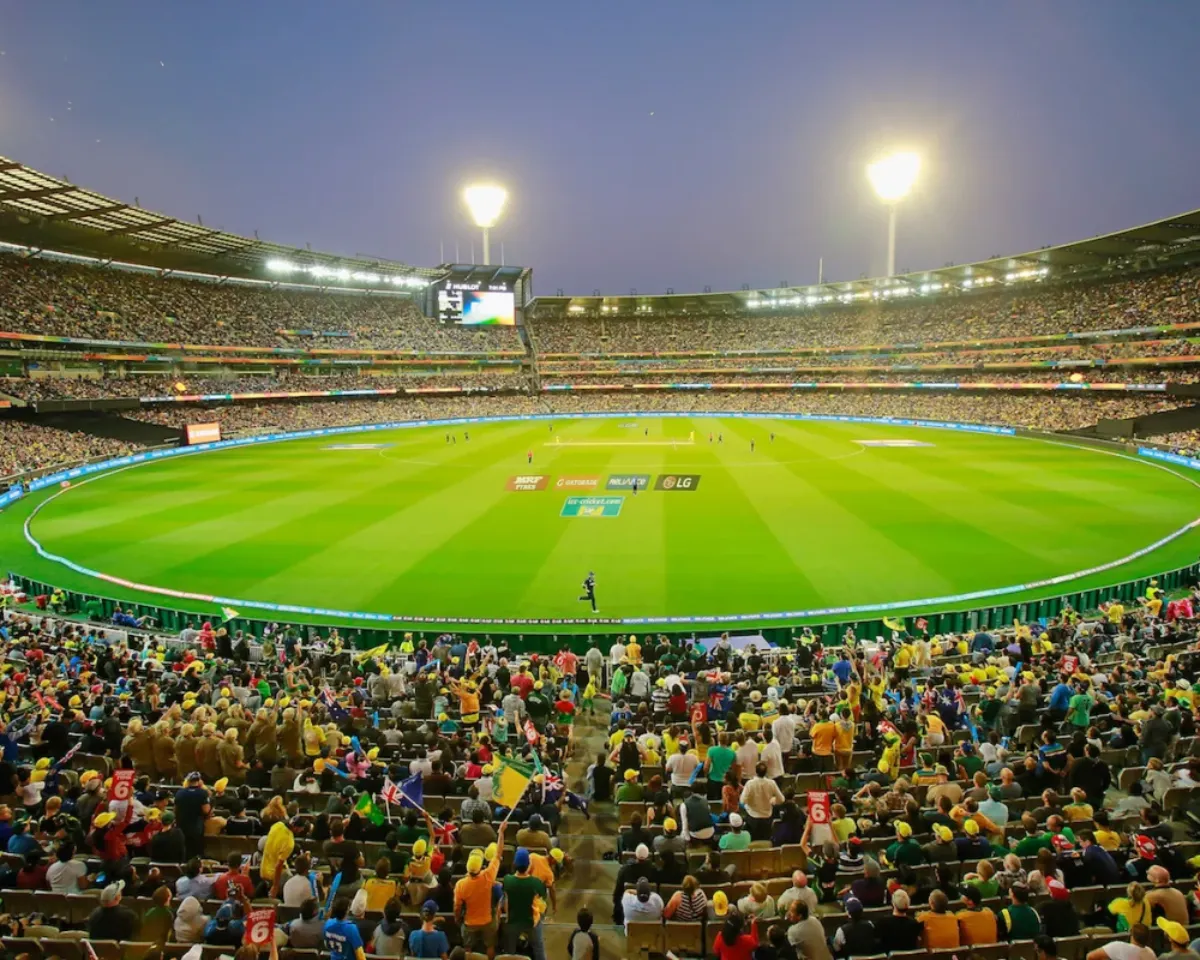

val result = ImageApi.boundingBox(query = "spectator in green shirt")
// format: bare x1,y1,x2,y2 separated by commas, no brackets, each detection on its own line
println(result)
502,848,548,959
704,734,737,800
719,813,752,851
885,821,926,866
1068,685,1095,729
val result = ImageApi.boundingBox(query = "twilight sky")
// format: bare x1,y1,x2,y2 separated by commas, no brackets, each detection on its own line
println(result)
2,2,1198,296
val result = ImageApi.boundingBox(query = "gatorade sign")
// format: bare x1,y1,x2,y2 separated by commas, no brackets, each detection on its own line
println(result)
655,474,701,491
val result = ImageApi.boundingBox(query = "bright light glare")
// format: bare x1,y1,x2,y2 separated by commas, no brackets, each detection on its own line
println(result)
867,152,921,203
463,184,508,228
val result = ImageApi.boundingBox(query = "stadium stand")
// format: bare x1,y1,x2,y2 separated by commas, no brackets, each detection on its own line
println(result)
0,602,1196,960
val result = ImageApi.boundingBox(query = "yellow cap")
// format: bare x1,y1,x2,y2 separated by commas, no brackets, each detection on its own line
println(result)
896,821,912,838
94,812,116,827
1159,918,1191,946
213,778,229,793
963,819,979,835
313,759,326,773
663,818,677,832
481,764,494,775
438,713,449,722
80,771,99,785
413,839,427,857
534,681,544,690
934,825,953,842
712,891,729,915
221,687,231,697
485,842,498,861
367,748,379,760
550,848,565,863
145,808,162,821
68,696,82,707
34,758,49,770
467,852,484,874
624,769,637,781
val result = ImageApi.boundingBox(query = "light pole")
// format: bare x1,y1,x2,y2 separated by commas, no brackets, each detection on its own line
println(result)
462,184,508,265
866,152,920,277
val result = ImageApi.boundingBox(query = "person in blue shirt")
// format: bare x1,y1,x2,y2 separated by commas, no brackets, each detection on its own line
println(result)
831,654,854,686
6,818,38,856
1048,676,1073,721
324,897,366,960
407,901,450,959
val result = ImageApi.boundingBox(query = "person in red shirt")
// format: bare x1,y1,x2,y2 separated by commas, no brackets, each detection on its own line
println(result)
212,854,254,899
510,668,534,699
714,913,758,960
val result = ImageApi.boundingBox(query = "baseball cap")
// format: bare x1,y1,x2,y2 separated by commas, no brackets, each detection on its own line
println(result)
99,881,124,906
635,843,650,861
1159,918,1190,945
663,818,678,832
421,900,438,917
933,825,953,842
895,821,912,838
962,819,979,835
513,848,531,871
845,897,863,916
712,891,729,916
729,813,744,828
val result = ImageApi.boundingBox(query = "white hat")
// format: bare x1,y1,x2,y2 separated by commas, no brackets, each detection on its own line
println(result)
729,813,744,828
635,843,650,860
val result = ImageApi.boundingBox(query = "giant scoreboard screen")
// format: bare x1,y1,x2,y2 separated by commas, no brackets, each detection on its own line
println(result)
436,280,516,326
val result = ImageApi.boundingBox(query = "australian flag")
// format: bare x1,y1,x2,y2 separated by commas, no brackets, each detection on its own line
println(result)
398,772,424,811
320,687,349,723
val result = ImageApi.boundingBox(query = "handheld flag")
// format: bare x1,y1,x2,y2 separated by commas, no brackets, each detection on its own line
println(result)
319,687,349,723
355,643,389,663
354,792,385,826
379,778,401,806
221,606,239,622
882,616,906,633
398,772,424,811
492,757,534,808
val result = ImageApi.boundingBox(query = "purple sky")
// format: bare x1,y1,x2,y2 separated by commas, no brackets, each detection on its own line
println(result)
3,3,1198,296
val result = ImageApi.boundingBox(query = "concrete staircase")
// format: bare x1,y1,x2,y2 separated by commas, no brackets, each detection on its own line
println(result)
542,708,625,957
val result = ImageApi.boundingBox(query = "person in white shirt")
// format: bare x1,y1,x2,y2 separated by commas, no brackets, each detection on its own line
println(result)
666,750,700,790
741,763,785,840
772,707,795,757
282,855,321,907
735,734,759,782
776,871,819,916
629,669,650,700
46,844,88,893
609,640,627,667
760,728,785,780
1085,926,1157,960
621,878,664,930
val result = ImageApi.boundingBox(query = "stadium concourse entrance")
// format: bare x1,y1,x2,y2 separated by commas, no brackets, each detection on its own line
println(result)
11,562,1195,654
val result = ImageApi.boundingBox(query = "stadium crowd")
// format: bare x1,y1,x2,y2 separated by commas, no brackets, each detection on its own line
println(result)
540,392,1184,431
529,265,1200,354
0,255,520,352
3,372,529,403
0,573,1195,959
0,421,141,479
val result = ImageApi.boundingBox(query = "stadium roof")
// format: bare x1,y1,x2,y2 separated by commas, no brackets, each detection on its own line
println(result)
530,206,1200,317
0,156,445,284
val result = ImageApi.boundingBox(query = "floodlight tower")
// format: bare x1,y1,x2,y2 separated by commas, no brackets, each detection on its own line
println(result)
866,152,920,277
462,184,508,265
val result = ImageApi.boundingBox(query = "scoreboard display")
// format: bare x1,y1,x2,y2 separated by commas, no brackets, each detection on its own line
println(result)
436,281,516,326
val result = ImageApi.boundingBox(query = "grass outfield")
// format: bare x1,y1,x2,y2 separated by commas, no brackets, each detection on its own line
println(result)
7,414,1200,629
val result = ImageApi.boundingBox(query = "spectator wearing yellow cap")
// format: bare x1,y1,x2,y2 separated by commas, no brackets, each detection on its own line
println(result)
616,767,643,803
654,817,686,858
886,820,925,866
454,812,510,949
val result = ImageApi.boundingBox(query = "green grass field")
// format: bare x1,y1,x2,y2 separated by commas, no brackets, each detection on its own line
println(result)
7,415,1200,629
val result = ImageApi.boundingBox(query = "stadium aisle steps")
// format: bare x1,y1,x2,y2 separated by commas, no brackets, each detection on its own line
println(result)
542,706,625,957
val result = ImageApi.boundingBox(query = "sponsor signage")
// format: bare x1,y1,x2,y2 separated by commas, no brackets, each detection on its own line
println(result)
655,474,701,491
507,475,548,491
555,474,600,490
561,496,624,518
807,791,830,825
185,422,222,445
606,473,652,490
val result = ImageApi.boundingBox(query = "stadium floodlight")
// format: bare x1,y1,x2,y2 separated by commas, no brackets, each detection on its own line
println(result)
463,184,508,265
867,151,920,277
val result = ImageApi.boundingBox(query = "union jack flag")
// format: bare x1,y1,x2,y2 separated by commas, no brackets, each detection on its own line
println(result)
432,819,458,846
378,778,401,806
541,770,564,802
